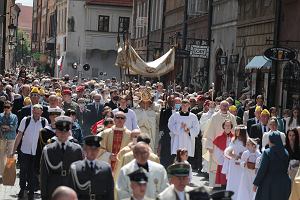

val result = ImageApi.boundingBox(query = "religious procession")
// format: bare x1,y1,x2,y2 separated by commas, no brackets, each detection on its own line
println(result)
0,64,298,200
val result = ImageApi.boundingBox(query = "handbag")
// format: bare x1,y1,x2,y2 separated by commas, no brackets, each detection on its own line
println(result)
3,157,16,186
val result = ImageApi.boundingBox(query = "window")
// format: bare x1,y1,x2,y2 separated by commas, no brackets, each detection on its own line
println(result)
188,0,208,15
118,17,130,33
98,15,109,32
49,14,56,37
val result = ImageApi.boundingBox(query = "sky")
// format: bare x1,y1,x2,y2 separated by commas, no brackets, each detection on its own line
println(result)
15,0,33,6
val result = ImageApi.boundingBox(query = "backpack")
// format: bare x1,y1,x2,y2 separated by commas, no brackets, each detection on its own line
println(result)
17,116,46,153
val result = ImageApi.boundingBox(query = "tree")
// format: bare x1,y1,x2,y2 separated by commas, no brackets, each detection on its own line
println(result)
15,30,31,65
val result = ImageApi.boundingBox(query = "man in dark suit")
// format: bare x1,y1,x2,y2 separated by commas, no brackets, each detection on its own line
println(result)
40,116,84,200
247,106,262,134
87,93,104,129
70,135,114,200
12,84,31,115
249,109,270,149
158,95,175,169
17,87,49,125
248,95,268,119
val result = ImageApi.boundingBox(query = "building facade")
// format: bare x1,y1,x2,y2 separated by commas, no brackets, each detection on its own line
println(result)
63,0,133,79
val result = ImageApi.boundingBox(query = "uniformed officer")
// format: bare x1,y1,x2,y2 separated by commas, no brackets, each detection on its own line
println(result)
157,163,193,200
40,116,84,200
122,168,154,200
70,135,114,200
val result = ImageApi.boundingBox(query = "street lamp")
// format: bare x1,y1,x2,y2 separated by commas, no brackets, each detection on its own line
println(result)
8,24,17,38
8,42,15,50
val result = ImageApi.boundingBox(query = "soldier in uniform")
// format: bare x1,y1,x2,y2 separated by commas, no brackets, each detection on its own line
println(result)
36,108,63,168
157,163,193,200
123,168,154,200
70,135,114,200
40,116,83,200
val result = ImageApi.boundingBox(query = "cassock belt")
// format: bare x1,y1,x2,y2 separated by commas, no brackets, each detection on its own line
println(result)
78,194,102,200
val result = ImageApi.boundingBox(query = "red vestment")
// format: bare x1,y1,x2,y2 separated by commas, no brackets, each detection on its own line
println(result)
111,129,124,170
213,131,233,185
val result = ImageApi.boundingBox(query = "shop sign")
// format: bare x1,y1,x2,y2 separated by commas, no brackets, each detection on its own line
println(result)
264,47,296,61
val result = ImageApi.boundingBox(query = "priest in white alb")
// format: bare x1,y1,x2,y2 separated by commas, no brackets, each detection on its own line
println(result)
203,100,237,187
168,98,200,159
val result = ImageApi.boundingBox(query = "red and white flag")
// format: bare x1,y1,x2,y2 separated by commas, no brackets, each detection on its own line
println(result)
57,56,64,71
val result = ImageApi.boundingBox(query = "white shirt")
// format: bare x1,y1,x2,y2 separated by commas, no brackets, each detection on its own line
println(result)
174,188,185,200
112,108,139,131
18,116,49,155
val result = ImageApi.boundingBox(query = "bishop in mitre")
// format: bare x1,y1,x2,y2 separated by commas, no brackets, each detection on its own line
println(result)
133,88,160,152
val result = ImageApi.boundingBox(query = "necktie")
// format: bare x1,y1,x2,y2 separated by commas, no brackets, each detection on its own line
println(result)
96,104,99,113
61,143,65,154
263,126,266,132
90,161,94,171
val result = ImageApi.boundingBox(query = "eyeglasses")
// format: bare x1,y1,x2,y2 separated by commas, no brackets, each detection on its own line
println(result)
3,106,11,109
115,116,125,120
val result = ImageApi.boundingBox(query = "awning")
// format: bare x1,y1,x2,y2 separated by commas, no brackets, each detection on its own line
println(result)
245,56,272,70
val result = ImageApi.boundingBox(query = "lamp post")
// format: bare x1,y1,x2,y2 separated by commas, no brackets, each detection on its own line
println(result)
20,36,25,63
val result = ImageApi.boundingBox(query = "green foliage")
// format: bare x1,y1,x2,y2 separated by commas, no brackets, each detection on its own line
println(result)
15,30,31,64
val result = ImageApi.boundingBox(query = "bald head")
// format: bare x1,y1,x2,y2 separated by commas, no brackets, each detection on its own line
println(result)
133,142,150,165
51,186,78,200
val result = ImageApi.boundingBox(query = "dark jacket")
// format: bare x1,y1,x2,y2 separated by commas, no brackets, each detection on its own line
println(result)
70,160,114,200
254,133,291,200
40,141,83,200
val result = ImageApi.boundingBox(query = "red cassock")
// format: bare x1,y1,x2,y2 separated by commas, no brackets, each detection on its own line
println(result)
213,132,233,185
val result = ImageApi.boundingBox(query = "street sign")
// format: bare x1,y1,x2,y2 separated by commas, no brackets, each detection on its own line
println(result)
176,49,190,58
264,47,296,61
190,45,209,58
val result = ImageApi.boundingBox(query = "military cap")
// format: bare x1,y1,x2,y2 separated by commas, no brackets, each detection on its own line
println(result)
167,163,190,177
187,187,210,200
32,104,43,110
84,135,102,148
127,168,148,184
62,89,72,95
210,190,234,200
55,116,72,132
31,87,40,94
48,107,63,115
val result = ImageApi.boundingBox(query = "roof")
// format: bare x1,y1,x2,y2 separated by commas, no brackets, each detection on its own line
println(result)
245,56,272,70
18,4,33,31
86,0,133,7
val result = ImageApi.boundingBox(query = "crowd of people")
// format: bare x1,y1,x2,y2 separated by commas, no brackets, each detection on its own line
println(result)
0,67,299,200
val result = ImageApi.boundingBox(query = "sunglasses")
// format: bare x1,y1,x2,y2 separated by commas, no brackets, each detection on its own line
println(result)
3,106,11,109
31,94,40,97
49,112,61,116
115,116,125,120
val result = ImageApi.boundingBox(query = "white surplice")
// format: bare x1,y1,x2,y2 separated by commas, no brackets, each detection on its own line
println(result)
168,112,200,157
236,150,261,200
224,140,247,200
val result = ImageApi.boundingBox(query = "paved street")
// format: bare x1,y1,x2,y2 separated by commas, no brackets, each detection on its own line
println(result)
0,170,209,199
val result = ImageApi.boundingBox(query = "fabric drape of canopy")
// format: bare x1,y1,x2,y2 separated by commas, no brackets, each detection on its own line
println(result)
115,45,175,77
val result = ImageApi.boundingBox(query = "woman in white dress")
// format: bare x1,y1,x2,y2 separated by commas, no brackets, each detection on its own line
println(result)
236,138,261,200
224,125,248,200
